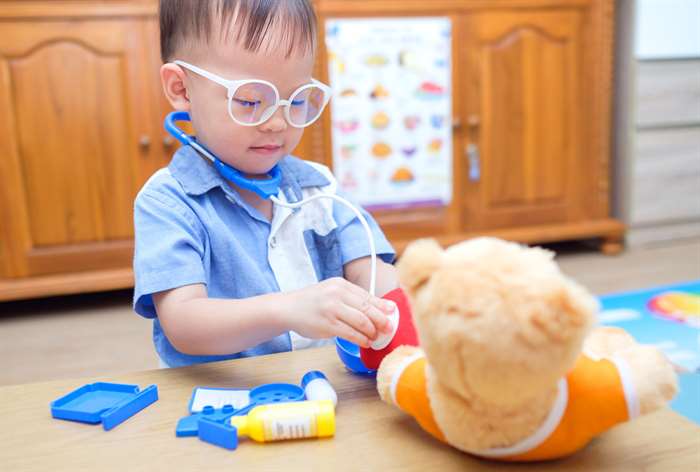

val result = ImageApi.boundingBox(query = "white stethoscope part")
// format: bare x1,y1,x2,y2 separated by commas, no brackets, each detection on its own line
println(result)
369,305,399,350
272,194,398,350
270,194,377,297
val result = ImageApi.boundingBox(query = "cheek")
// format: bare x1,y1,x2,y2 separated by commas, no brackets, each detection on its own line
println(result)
203,123,254,161
285,128,305,151
190,85,226,120
191,98,239,141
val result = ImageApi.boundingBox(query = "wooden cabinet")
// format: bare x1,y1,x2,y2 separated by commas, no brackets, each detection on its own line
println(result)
0,0,623,301
311,0,623,252
461,9,586,230
0,2,167,299
1,18,146,278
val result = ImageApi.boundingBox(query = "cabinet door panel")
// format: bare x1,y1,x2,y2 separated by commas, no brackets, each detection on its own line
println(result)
0,19,150,277
462,9,586,230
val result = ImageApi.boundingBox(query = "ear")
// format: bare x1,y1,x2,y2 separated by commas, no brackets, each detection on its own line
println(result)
160,63,190,111
397,238,443,294
530,282,597,344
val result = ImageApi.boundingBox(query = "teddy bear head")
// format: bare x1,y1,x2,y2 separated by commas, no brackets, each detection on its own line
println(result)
397,238,599,404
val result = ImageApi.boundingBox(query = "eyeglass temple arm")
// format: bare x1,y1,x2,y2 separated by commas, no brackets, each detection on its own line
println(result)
173,60,233,92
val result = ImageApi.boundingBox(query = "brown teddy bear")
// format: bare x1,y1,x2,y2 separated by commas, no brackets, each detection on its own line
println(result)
376,237,678,461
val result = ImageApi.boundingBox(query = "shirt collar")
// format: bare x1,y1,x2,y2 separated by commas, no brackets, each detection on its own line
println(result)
168,145,330,198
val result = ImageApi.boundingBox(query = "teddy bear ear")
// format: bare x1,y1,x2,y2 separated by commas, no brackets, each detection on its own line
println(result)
530,282,598,344
397,238,444,293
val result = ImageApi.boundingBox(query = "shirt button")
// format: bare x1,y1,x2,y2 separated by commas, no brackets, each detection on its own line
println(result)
269,237,277,249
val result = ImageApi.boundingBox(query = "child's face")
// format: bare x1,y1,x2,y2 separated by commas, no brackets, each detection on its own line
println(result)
171,37,315,177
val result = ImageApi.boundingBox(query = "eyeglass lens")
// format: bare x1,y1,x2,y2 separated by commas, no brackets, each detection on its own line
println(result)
230,82,278,124
288,86,326,126
230,82,326,126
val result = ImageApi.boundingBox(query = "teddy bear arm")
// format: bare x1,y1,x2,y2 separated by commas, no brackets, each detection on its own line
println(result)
614,345,678,415
376,345,423,403
583,326,637,358
376,346,448,444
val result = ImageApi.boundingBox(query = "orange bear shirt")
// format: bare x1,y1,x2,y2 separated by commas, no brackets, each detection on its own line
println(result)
388,352,638,461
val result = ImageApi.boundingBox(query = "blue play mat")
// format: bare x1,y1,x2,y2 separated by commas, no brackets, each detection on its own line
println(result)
598,280,700,424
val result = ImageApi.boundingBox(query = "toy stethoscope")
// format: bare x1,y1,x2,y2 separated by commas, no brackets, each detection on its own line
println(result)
164,111,379,295
164,112,399,370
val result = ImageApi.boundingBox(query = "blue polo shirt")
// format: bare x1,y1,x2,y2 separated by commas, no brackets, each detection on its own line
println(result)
133,145,395,367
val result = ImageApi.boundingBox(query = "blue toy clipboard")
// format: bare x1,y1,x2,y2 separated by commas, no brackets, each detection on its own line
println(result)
51,383,158,431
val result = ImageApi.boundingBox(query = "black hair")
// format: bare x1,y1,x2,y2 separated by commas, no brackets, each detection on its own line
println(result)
159,0,317,62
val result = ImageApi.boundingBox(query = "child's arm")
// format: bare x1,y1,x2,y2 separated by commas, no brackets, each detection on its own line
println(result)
153,277,395,356
343,256,398,297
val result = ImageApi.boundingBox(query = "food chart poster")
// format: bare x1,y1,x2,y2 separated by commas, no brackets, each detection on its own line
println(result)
325,17,453,210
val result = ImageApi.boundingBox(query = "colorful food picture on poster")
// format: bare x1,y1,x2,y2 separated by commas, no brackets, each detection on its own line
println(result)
325,18,453,209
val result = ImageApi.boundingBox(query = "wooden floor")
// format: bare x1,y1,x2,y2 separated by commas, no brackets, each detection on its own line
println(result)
1,238,698,387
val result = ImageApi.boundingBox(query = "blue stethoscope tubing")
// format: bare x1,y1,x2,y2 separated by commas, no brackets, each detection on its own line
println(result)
163,110,378,296
164,111,282,199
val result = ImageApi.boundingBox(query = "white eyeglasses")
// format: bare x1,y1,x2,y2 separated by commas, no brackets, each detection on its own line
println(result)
174,60,332,128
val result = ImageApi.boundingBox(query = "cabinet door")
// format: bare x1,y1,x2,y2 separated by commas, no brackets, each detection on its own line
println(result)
460,8,588,231
146,18,184,173
0,18,153,277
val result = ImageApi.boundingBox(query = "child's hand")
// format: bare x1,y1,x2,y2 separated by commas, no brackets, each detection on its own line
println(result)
285,278,396,348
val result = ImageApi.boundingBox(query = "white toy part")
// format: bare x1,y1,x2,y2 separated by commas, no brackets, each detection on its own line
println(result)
370,305,399,350
301,371,338,407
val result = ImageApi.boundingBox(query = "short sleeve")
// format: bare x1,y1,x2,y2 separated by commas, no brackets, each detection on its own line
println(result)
133,191,207,319
333,190,395,265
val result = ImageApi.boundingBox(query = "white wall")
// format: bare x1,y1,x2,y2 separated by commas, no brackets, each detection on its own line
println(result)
636,0,700,59
623,0,700,246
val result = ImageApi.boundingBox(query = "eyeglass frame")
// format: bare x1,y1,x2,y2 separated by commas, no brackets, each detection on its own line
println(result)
173,60,332,128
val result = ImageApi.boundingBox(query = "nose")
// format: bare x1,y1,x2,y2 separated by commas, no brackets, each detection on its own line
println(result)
259,105,288,133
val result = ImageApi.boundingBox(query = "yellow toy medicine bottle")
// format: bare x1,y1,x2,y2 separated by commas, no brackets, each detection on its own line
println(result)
229,400,335,442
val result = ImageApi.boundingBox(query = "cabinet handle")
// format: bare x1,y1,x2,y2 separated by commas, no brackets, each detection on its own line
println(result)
139,135,151,150
452,117,462,130
163,135,175,148
468,115,480,129
466,143,480,182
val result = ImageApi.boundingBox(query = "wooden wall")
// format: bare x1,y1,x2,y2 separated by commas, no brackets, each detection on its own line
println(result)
615,1,700,246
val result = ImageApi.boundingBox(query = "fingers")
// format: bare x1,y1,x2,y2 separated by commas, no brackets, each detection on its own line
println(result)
341,286,395,336
334,303,379,344
332,318,371,348
343,281,396,314
360,294,393,336
320,278,396,344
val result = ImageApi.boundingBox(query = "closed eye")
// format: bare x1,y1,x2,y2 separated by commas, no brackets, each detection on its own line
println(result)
234,98,261,108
